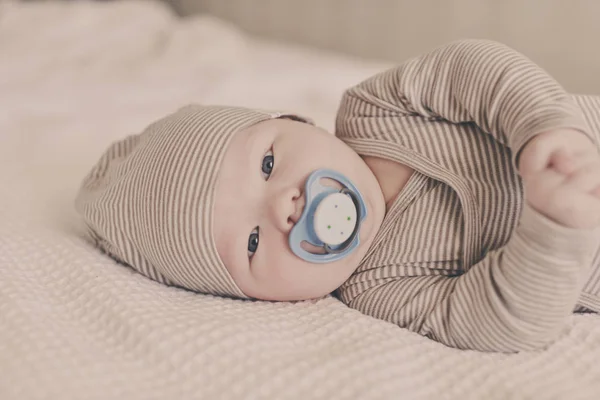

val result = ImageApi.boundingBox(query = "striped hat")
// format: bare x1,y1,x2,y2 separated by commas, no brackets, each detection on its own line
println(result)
75,105,311,298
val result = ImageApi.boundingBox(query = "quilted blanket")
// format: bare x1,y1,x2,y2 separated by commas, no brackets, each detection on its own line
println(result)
1,1,599,399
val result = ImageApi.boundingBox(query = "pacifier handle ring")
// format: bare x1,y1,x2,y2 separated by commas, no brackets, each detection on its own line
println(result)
324,243,345,255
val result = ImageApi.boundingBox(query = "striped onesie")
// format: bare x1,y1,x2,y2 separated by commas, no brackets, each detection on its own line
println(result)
334,39,600,352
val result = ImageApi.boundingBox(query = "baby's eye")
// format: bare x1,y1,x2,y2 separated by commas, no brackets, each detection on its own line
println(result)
261,150,274,179
247,227,259,258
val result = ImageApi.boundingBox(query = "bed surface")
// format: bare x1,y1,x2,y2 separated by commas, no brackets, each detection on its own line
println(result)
1,1,599,399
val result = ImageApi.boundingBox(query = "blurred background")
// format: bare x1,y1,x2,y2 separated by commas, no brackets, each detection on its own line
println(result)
168,0,600,94
4,0,597,176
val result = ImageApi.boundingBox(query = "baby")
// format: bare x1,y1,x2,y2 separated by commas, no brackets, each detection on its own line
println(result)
76,39,600,353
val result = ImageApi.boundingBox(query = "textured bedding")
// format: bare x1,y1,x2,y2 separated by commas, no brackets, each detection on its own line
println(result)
1,1,599,399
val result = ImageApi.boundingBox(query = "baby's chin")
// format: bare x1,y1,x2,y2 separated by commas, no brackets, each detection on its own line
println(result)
240,259,354,302
251,286,339,303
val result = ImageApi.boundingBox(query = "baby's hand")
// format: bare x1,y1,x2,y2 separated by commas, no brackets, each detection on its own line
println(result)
518,129,600,229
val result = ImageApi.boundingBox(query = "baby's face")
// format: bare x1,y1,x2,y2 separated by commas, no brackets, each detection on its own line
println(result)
213,118,385,301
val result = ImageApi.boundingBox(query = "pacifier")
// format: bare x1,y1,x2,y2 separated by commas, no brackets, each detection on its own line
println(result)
289,169,368,263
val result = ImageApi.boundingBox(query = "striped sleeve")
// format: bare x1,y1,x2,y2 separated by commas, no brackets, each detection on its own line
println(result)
337,39,593,168
335,40,600,352
350,203,598,353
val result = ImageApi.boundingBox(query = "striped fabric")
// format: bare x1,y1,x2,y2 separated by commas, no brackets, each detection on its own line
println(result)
334,39,600,352
75,105,292,298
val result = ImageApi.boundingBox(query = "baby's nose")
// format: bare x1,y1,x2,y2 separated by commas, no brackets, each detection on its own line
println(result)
288,194,305,225
271,187,303,232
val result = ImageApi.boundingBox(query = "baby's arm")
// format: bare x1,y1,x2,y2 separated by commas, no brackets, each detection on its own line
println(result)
337,39,595,166
349,204,597,353
336,39,599,352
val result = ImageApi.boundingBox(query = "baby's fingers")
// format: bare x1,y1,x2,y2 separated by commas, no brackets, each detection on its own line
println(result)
565,192,600,228
563,162,600,194
551,149,597,176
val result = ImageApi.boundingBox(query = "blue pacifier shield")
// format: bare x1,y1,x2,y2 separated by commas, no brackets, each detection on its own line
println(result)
288,169,367,263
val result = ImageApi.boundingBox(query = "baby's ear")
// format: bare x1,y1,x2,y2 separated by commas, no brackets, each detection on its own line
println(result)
279,114,315,125
280,115,306,123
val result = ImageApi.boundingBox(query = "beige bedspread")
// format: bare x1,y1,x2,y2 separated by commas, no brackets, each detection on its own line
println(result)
1,1,599,399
